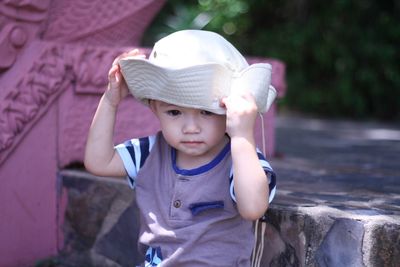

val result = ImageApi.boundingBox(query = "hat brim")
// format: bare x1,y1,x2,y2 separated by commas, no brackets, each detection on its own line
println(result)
119,58,276,114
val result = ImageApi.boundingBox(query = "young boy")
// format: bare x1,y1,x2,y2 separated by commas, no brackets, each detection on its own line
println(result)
84,30,276,266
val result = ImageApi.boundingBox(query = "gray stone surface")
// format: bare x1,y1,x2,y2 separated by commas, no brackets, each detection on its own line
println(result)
271,114,400,216
315,218,365,267
92,198,142,267
367,223,400,267
58,170,136,267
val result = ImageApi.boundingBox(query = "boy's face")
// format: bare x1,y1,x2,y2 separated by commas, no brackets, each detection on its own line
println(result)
150,100,227,163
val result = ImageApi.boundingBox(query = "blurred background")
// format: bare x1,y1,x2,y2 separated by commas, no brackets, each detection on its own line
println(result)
141,0,400,121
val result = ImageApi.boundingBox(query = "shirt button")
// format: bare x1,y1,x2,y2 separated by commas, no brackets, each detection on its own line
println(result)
173,200,181,208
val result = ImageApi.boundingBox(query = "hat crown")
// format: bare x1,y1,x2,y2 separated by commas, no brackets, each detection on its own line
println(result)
149,30,249,72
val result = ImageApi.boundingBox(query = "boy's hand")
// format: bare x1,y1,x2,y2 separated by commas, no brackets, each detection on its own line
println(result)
104,49,145,108
221,92,258,141
222,92,269,220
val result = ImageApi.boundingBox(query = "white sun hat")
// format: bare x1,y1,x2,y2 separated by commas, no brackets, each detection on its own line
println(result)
118,30,276,114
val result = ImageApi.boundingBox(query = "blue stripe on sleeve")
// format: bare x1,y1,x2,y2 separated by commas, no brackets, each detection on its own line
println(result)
124,140,137,169
256,151,266,161
139,137,150,168
229,151,277,204
256,151,277,202
268,171,276,192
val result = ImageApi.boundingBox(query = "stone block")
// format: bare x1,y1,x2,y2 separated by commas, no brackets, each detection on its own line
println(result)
367,223,400,267
91,198,142,266
315,218,364,267
59,170,136,266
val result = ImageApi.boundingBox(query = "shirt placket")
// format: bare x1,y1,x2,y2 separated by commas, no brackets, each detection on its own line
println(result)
170,174,191,220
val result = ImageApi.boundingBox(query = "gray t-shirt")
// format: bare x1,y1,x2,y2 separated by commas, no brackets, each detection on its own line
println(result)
116,132,276,266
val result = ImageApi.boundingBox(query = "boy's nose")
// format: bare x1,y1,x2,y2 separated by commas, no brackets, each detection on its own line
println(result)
182,116,200,134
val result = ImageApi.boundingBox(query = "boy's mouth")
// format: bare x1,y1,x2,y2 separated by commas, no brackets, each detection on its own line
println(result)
181,141,204,145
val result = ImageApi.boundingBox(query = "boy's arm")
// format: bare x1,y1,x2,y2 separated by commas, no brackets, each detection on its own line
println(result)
84,50,143,177
222,93,269,221
84,93,126,177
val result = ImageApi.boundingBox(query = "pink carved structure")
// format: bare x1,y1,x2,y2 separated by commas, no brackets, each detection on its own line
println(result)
0,0,286,266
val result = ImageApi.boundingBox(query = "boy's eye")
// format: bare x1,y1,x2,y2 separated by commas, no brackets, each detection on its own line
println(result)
166,110,181,116
201,110,213,116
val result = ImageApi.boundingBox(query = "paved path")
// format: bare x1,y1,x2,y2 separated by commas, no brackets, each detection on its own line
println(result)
270,114,400,216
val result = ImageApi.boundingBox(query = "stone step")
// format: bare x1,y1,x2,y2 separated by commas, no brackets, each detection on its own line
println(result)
52,169,399,267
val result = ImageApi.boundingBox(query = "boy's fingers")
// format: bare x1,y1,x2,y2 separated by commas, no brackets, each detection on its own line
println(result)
111,49,144,66
128,48,140,55
219,97,229,109
112,53,126,66
115,70,123,83
221,93,258,115
241,92,256,102
221,94,240,107
108,64,118,80
112,55,145,68
108,65,123,90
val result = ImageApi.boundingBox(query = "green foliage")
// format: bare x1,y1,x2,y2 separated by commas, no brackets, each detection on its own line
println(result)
143,0,400,120
141,0,250,44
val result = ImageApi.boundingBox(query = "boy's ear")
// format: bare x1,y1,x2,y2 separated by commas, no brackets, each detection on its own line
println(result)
148,100,157,114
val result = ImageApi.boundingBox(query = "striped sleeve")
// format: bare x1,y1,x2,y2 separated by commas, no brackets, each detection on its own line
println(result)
229,148,276,204
115,135,156,189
